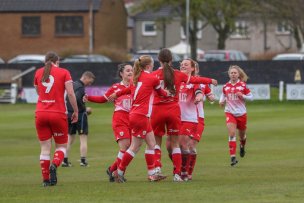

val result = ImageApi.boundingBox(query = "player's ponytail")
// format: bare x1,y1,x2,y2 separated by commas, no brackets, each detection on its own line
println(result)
133,55,152,86
229,65,248,82
158,48,175,95
42,51,59,82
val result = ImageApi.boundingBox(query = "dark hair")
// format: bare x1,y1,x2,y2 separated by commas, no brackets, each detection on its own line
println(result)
42,51,59,82
158,48,175,95
117,63,131,79
133,55,153,86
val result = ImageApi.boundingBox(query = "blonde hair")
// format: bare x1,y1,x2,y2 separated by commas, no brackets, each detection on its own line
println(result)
228,65,248,82
133,55,153,86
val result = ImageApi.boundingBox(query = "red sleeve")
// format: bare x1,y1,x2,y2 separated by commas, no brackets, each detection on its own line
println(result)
87,85,115,103
243,83,251,95
153,76,161,89
64,69,73,82
177,71,190,82
103,86,115,98
222,85,226,95
189,76,212,84
87,96,108,103
155,88,168,97
34,69,41,86
116,87,131,97
194,84,202,95
178,71,212,84
34,72,38,86
204,84,211,95
153,77,168,97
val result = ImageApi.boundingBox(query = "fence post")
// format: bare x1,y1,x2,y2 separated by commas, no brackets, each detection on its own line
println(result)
10,83,17,104
279,81,284,101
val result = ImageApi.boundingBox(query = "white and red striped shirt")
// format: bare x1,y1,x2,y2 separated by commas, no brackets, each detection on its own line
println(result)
219,80,253,116
179,82,201,123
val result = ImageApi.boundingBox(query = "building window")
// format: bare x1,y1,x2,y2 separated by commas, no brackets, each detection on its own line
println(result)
22,16,41,36
231,21,249,38
55,16,83,36
142,21,157,36
276,21,290,34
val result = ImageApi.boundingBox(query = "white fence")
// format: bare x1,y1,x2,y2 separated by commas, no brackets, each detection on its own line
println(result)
286,84,304,100
7,83,304,104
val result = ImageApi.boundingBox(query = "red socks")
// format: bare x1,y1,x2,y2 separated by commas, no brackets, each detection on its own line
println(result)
40,155,50,181
154,145,162,168
188,153,197,176
172,148,182,175
109,150,125,172
145,149,156,175
52,149,65,167
229,136,237,157
118,149,135,173
181,150,190,176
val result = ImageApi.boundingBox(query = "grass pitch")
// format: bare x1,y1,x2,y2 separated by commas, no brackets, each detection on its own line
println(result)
0,101,303,203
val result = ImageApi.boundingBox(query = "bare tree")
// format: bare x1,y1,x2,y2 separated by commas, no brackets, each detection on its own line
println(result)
258,0,304,50
137,0,254,58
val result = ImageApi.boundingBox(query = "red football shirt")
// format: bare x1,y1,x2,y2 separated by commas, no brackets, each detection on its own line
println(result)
103,82,132,112
34,65,72,114
151,68,212,105
131,71,161,116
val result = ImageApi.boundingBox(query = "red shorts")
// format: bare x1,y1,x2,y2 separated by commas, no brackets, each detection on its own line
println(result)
35,112,68,144
129,113,152,139
112,111,131,142
225,113,247,130
150,103,181,136
194,117,205,142
180,121,197,139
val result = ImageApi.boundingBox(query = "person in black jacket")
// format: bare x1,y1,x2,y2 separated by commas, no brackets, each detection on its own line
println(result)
63,71,95,167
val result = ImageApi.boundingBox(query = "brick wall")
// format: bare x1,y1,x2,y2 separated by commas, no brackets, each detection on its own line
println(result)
0,0,127,61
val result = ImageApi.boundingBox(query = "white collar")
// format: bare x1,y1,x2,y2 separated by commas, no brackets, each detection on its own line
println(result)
120,81,129,87
229,79,240,85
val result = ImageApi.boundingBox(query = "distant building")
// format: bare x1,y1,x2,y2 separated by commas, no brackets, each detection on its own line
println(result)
131,6,297,58
0,0,127,61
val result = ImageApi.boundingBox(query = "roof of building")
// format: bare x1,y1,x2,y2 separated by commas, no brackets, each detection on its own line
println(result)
0,0,101,12
133,6,176,20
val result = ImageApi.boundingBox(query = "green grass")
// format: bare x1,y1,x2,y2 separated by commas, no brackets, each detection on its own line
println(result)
0,102,303,203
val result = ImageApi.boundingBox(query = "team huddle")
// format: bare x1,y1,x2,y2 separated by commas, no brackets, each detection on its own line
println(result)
34,49,253,186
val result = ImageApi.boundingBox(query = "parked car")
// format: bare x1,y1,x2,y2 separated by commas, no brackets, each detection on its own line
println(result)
8,54,45,64
131,50,181,62
61,54,112,63
203,50,248,61
272,53,304,60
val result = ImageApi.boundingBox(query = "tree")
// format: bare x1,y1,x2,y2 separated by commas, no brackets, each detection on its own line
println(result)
137,0,253,59
258,0,304,50
200,0,252,49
